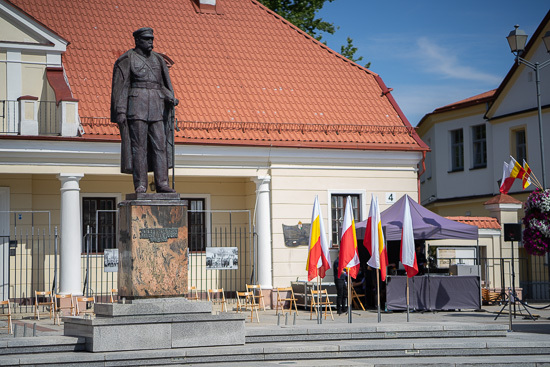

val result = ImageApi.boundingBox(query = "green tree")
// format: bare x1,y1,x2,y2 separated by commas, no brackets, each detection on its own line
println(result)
258,0,370,67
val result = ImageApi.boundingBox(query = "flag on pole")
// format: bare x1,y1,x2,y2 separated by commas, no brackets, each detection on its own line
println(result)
365,195,388,281
306,196,331,281
522,160,532,189
499,161,514,194
500,157,528,194
338,196,360,279
400,197,418,278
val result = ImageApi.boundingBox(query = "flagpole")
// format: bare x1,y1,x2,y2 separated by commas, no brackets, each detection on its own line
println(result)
347,269,352,323
317,275,322,324
376,268,381,323
406,276,410,322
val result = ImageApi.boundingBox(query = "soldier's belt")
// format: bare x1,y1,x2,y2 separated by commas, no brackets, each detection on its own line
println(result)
130,82,161,89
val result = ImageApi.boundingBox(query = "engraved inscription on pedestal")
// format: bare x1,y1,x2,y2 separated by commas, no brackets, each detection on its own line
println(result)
118,198,188,298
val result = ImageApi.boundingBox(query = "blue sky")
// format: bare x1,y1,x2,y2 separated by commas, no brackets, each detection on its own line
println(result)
317,1,549,125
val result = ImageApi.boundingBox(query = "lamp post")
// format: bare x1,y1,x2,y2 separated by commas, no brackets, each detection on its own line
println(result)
506,25,550,189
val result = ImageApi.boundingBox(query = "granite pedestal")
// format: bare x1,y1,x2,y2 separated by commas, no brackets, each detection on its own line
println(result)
63,298,246,352
118,193,188,298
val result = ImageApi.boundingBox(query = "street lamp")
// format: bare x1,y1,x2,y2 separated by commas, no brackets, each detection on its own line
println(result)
506,25,550,189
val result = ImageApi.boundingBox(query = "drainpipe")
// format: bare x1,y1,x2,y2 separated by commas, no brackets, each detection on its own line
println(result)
417,151,426,203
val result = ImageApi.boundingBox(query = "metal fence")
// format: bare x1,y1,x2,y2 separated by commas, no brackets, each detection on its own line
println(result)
80,209,256,303
0,211,58,313
431,255,549,301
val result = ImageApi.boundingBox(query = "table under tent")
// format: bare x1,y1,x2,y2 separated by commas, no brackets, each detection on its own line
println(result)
355,194,480,311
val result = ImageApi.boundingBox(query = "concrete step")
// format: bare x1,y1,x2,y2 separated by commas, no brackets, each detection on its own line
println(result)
245,322,509,343
1,334,550,366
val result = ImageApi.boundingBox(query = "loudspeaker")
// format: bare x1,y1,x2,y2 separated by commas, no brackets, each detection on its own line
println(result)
504,223,522,242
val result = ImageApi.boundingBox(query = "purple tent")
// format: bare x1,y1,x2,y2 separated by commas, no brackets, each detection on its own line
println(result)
356,194,478,241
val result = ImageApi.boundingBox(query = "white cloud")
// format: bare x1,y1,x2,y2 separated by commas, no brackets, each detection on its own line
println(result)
416,37,501,84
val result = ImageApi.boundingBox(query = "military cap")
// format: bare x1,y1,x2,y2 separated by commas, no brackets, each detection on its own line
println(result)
133,27,154,39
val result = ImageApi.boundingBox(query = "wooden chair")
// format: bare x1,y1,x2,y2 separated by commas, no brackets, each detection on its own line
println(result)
351,287,366,311
54,294,75,325
236,291,260,322
109,289,118,303
275,287,298,315
75,296,95,317
0,300,13,334
207,288,227,312
34,290,54,320
246,284,266,311
187,286,199,301
310,289,334,321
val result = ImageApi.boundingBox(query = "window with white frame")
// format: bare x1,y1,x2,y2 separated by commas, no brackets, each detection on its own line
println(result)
513,128,527,164
471,124,487,169
330,194,361,246
82,197,117,253
450,128,464,171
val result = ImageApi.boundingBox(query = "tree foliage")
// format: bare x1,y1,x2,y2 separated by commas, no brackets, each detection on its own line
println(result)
258,0,369,67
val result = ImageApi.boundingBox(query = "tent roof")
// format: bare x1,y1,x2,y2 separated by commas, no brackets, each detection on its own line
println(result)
357,195,479,241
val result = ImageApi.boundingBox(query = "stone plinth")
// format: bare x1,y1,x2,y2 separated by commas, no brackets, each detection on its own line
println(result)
118,194,188,298
63,298,246,352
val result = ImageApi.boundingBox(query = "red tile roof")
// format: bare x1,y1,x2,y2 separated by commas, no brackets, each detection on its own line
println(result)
9,0,428,151
447,216,501,230
483,194,523,205
434,90,496,113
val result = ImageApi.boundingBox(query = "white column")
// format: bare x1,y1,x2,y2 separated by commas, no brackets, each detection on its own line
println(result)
57,173,84,295
253,176,272,289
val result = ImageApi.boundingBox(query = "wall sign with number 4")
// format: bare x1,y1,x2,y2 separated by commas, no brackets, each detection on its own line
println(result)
385,192,396,204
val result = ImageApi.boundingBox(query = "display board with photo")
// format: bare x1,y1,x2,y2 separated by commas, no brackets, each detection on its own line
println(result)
206,247,238,270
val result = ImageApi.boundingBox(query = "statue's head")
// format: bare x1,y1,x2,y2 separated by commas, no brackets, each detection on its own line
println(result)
133,27,154,54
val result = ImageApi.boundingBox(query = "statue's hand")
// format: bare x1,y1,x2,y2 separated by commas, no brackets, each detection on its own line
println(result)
166,97,179,107
116,113,127,126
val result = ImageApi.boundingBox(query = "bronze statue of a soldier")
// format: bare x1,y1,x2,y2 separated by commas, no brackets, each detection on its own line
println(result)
111,27,176,193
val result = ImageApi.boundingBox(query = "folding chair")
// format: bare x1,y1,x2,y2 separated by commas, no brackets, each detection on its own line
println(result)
109,289,118,303
75,296,95,317
275,287,298,315
246,284,266,311
54,294,75,325
34,290,54,320
236,291,260,322
310,289,334,321
187,286,200,301
0,300,13,334
207,288,227,312
351,287,366,311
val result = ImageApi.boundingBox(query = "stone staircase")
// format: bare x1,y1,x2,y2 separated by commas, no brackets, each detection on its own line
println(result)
1,322,550,366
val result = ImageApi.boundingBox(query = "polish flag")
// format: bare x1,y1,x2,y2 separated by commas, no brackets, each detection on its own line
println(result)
306,196,331,281
338,196,360,279
400,197,418,278
365,195,388,281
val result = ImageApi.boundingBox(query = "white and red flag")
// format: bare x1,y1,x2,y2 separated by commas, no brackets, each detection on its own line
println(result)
338,196,360,279
400,197,418,278
306,196,331,281
365,195,388,281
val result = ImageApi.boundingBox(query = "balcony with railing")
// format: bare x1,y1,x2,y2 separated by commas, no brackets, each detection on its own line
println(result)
0,96,79,137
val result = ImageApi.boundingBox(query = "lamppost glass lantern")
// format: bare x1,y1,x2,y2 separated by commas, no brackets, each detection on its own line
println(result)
507,25,528,54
